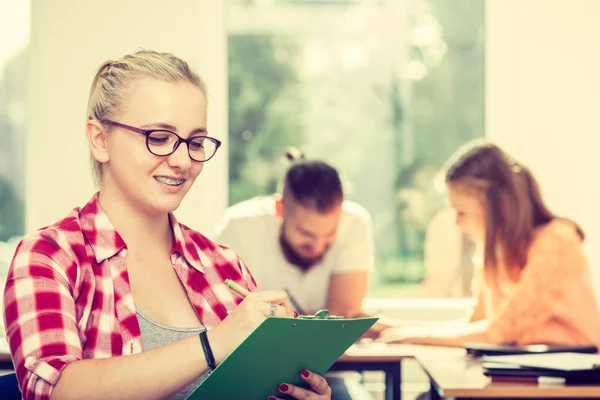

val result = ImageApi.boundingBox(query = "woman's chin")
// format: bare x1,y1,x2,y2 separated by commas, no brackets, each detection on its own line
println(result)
143,194,185,215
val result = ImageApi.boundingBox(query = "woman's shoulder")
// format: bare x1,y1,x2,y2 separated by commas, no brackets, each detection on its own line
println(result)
10,208,85,281
531,218,583,251
19,208,84,252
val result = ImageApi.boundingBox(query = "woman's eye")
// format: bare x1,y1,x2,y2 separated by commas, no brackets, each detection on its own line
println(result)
148,137,169,145
189,140,204,150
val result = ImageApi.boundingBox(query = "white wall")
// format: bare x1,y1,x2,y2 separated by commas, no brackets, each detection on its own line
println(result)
27,0,228,235
486,0,600,297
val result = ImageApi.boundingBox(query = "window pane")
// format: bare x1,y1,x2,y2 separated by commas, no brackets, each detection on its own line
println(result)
227,0,484,298
0,0,29,342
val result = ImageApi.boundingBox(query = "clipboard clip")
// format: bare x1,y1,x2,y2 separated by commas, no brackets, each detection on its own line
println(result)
299,309,344,319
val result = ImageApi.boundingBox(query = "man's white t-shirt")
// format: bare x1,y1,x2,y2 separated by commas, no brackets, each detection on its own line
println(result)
213,196,374,313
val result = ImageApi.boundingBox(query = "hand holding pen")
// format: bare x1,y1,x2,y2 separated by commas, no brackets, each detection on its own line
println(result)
207,282,295,367
226,279,299,318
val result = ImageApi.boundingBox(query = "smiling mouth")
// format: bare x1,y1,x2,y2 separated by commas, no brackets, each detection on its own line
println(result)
155,176,185,186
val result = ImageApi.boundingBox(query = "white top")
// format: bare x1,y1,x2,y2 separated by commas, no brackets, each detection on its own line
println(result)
213,196,374,313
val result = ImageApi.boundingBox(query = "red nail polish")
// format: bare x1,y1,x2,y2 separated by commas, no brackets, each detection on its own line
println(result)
301,369,309,377
279,383,289,392
268,397,277,400
293,311,298,318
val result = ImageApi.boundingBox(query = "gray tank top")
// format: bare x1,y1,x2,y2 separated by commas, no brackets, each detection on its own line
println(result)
136,309,210,400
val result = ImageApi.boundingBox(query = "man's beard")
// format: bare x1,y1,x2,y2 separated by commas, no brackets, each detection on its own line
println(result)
279,233,328,273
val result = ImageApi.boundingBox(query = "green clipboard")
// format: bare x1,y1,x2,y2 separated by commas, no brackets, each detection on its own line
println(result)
186,315,377,399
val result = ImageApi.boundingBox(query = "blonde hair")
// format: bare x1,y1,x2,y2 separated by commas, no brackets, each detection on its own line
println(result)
86,50,207,187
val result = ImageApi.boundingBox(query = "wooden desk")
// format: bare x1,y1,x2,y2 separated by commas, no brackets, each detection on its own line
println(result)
419,353,600,399
331,344,412,400
6,345,599,399
331,344,465,400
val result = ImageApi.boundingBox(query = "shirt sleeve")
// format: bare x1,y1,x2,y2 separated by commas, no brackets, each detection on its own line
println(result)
331,210,375,274
486,222,586,344
3,234,82,400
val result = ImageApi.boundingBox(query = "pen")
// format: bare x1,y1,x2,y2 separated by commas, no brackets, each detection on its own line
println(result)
226,280,300,318
284,288,306,315
225,279,250,298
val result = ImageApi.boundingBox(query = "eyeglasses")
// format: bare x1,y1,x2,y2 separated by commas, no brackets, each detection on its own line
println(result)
101,120,222,162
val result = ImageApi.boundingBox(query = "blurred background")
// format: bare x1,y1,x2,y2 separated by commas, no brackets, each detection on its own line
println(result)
2,1,600,398
227,0,484,298
0,0,599,311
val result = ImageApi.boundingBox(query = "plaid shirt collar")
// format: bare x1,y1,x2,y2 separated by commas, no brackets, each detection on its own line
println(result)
79,193,205,273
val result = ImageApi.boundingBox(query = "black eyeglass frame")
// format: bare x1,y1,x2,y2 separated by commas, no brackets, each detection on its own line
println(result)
101,120,222,162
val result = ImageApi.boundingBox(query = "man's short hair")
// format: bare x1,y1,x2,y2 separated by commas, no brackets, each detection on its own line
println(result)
283,160,343,212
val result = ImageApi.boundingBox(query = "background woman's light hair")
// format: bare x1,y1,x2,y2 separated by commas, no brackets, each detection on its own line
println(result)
86,49,207,187
435,138,490,193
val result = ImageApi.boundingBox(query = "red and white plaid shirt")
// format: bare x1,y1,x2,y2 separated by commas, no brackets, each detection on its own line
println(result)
3,193,256,400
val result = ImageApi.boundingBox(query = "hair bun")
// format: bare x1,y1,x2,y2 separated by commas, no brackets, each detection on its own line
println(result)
284,147,305,162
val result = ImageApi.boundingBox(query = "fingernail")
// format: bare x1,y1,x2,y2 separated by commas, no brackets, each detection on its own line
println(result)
267,397,277,400
293,311,298,318
301,369,309,377
279,383,289,392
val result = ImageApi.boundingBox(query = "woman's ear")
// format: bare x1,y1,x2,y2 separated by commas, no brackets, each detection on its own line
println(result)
86,120,110,164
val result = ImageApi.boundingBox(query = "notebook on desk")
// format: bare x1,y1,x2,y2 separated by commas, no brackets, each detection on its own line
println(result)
481,353,600,384
482,362,600,384
481,352,600,372
465,342,598,357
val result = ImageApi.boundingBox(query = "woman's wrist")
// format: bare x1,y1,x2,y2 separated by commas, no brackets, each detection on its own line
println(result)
206,328,230,366
199,331,216,370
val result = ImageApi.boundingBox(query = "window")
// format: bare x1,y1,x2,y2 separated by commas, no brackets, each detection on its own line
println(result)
227,0,484,297
0,1,28,282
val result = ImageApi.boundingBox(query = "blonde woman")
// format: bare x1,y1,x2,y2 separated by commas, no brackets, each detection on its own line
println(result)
4,50,331,400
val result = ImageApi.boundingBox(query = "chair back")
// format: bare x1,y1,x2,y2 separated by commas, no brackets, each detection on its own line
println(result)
0,372,21,399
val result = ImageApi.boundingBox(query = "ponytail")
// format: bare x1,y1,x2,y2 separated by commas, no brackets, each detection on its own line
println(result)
279,148,343,212
284,147,306,163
